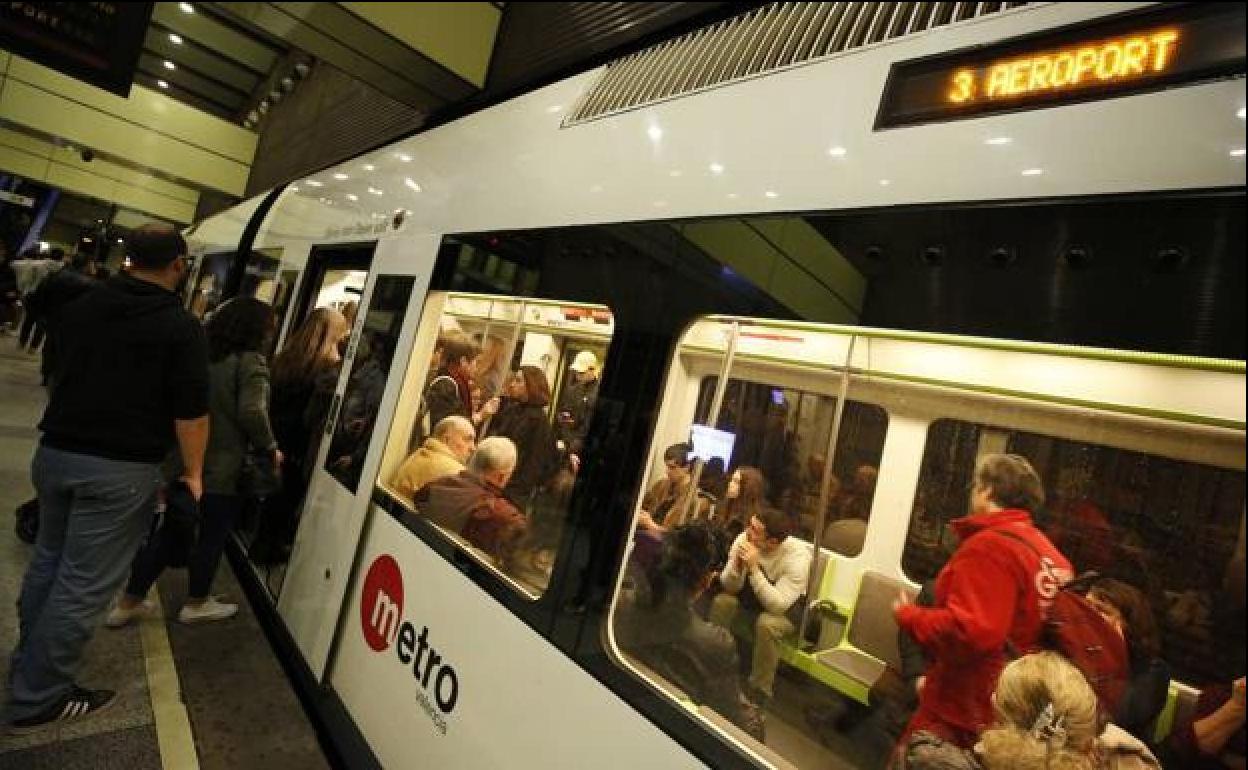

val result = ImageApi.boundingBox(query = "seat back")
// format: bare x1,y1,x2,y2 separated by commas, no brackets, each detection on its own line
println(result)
845,571,915,671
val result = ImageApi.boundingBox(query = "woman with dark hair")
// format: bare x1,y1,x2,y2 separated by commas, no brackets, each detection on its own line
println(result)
109,297,279,625
1085,578,1171,739
716,466,767,541
486,365,559,502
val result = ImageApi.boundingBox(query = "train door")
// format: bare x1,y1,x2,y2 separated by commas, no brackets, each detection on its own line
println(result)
288,244,371,334
275,235,435,678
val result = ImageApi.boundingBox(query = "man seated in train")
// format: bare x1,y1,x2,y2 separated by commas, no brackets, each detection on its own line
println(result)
616,523,764,741
414,436,527,568
392,416,476,501
709,508,812,706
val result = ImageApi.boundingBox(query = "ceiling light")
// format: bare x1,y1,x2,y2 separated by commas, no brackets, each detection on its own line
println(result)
727,193,739,199
1231,148,1247,157
305,180,323,187
180,2,194,12
346,194,359,201
333,173,349,180
1021,168,1044,176
546,105,562,114
985,137,1013,145
163,60,176,71
289,186,299,193
827,146,848,157
879,179,891,186
156,79,169,89
169,33,183,45
396,153,412,163
362,164,375,172
404,178,421,192
116,238,124,244
1238,107,1246,119
764,190,778,198
709,162,724,174
647,125,663,142
369,187,383,195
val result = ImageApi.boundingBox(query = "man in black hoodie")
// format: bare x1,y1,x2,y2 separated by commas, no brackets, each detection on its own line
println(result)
6,225,209,732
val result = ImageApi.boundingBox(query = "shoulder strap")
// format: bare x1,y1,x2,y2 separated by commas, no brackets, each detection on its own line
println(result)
989,525,1041,557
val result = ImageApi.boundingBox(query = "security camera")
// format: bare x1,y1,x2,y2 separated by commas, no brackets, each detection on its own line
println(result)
80,148,94,163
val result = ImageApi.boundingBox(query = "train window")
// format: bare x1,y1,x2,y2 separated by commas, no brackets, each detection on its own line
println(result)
692,377,888,557
903,419,1246,685
377,293,615,598
324,275,417,492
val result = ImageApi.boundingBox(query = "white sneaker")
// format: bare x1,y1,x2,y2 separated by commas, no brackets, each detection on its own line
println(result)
178,597,238,624
105,599,155,628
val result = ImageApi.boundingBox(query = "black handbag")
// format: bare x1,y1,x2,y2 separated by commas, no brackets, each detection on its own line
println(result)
235,355,282,498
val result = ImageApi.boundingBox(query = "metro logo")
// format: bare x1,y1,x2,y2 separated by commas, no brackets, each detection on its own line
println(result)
361,554,404,651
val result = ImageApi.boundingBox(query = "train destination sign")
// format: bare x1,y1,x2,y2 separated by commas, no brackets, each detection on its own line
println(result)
876,3,1246,129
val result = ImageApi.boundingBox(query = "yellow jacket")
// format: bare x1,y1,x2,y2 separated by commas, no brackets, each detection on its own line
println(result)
392,437,465,501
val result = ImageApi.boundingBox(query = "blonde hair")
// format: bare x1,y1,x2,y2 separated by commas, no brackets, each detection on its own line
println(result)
272,307,346,387
979,652,1101,770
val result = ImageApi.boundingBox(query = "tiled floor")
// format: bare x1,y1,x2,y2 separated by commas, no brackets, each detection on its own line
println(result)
0,335,330,769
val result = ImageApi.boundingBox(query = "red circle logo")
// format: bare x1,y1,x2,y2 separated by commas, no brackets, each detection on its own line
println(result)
360,554,404,652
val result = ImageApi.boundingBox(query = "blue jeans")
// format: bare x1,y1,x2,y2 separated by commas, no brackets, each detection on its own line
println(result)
125,493,241,600
6,446,160,720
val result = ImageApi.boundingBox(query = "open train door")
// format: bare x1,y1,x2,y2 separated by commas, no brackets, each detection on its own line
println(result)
276,235,436,678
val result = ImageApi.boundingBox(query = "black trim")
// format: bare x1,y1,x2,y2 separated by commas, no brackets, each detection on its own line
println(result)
224,185,287,300
226,539,382,770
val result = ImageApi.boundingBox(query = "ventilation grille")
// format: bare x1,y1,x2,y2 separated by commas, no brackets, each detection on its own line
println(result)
566,1,1029,125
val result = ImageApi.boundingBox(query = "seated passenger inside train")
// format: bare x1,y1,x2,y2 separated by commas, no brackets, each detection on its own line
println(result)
391,415,476,501
636,443,711,533
413,436,527,568
1084,577,1171,740
709,507,812,707
615,522,765,742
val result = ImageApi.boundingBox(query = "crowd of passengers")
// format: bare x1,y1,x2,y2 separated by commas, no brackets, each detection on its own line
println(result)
616,451,1245,769
389,332,599,583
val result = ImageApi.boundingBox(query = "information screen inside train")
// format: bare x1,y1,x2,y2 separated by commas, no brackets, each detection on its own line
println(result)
876,2,1246,128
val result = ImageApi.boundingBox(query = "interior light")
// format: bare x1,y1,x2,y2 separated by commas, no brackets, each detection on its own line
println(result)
369,187,383,195
827,146,848,157
1239,107,1246,119
404,178,421,192
83,237,94,243
333,172,349,180
545,105,562,114
396,153,412,163
289,186,299,193
179,2,194,12
163,60,176,70
1231,148,1246,157
363,164,375,171
116,238,124,244
709,162,724,174
985,136,1013,145
647,125,663,142
879,179,891,186
346,193,359,201
1021,167,1045,175
764,190,778,198
38,241,50,252
156,79,169,89
169,33,183,45
727,192,739,199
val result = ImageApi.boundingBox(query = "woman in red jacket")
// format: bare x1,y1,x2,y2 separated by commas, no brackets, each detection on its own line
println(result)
893,453,1074,749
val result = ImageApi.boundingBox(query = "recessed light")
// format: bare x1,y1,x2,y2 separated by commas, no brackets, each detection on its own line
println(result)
1021,168,1044,176
346,194,359,201
180,2,194,12
333,172,349,180
764,190,778,199
985,137,1013,146
647,125,663,142
404,178,421,192
545,105,562,114
709,163,724,174
879,179,891,186
163,60,176,70
362,164,375,172
169,33,183,45
1238,107,1246,120
289,186,299,193
305,180,323,187
1231,148,1247,157
156,79,169,89
369,187,384,195
116,238,124,244
396,153,412,163
827,146,848,157
727,193,739,199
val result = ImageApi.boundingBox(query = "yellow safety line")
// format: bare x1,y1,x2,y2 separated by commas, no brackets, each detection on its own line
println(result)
137,593,200,770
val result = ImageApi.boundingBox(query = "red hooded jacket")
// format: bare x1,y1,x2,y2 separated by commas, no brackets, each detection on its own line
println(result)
895,509,1074,741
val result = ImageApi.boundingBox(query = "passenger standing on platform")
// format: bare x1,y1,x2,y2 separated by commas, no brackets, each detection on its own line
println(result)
709,507,812,707
893,453,1074,750
27,252,100,385
14,247,63,354
250,307,347,564
5,225,208,731
109,298,279,626
0,242,18,333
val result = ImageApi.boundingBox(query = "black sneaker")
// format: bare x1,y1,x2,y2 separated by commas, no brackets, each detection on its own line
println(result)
8,686,117,733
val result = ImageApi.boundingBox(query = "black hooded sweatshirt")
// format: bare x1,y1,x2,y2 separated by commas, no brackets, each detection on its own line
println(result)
39,272,209,463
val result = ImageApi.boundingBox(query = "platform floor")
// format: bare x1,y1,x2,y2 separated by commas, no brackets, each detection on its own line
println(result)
0,336,332,770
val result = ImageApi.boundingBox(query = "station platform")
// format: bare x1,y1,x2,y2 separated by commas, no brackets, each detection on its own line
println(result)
0,339,331,770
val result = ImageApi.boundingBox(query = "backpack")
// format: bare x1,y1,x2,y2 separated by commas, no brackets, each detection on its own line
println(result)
994,528,1130,717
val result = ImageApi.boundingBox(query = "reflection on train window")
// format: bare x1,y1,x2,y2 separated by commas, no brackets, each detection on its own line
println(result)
325,276,416,492
902,419,1246,685
693,377,887,557
377,293,613,597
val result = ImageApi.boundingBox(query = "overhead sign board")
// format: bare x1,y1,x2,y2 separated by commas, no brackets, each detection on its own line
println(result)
876,3,1246,129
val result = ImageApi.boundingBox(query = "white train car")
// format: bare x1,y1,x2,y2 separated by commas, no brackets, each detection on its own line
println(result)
184,2,1246,767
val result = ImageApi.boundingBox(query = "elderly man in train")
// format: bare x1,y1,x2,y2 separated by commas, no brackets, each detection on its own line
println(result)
709,507,812,707
392,416,477,501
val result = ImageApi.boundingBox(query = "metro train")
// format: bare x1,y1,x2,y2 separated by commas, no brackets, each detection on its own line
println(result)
182,2,1246,768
